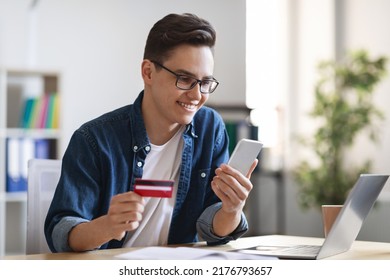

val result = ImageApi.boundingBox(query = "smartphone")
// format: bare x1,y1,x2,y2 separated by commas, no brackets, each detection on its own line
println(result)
228,139,263,175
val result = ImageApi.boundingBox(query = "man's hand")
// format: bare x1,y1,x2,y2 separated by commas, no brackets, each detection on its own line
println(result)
69,191,145,251
105,192,145,240
211,159,258,237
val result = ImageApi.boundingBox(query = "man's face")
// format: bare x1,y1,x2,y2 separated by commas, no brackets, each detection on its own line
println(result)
144,44,215,127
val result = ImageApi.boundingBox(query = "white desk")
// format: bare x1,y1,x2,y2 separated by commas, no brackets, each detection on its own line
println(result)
3,235,390,260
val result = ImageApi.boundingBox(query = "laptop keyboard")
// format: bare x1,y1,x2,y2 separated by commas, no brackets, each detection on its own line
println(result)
238,244,322,259
277,245,321,255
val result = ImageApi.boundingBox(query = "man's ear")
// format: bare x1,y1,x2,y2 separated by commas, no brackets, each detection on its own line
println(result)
141,60,153,84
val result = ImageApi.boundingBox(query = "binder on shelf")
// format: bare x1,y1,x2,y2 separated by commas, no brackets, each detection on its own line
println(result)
225,120,259,155
209,104,258,155
35,139,50,159
225,122,237,155
6,137,53,192
20,138,35,191
6,138,23,192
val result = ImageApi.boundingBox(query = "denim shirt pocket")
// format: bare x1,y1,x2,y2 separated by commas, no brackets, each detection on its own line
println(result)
182,168,210,218
197,168,211,189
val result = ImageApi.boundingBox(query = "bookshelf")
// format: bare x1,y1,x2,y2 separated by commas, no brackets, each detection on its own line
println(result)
0,69,61,256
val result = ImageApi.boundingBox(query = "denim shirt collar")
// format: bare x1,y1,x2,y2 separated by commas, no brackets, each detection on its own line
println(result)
129,91,150,153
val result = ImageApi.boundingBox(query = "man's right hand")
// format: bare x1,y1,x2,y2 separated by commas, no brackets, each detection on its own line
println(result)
106,191,145,240
68,191,145,251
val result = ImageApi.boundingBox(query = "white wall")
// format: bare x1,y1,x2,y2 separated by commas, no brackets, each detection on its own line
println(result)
0,0,246,154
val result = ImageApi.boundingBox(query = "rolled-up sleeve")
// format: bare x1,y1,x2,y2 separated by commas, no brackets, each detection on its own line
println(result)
51,217,90,252
196,202,248,245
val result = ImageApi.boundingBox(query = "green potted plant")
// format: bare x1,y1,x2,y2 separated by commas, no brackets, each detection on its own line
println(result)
293,50,387,210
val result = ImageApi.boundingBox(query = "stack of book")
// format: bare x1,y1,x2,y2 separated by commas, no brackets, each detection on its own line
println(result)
19,93,59,129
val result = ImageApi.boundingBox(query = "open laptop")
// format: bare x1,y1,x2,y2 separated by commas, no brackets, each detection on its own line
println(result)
239,174,389,259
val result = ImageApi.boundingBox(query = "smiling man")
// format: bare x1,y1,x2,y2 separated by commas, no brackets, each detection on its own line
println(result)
44,13,257,253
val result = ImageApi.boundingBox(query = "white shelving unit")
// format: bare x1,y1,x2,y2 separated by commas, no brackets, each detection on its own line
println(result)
0,69,61,256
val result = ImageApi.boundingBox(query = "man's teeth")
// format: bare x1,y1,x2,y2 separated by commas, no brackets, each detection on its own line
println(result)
178,102,196,109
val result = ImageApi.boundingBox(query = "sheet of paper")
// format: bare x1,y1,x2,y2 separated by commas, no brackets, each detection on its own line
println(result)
115,246,277,260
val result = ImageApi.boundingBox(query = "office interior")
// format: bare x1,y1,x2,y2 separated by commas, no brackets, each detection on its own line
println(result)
1,0,390,256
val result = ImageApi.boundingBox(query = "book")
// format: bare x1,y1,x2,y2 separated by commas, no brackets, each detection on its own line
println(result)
20,98,35,128
51,93,59,128
46,93,59,128
29,97,41,128
37,94,49,128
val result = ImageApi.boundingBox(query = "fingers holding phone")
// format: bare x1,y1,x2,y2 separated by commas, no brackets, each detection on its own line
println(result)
212,139,262,212
211,163,252,213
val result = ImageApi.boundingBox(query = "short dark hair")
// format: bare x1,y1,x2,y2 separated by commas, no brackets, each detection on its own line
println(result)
143,13,216,62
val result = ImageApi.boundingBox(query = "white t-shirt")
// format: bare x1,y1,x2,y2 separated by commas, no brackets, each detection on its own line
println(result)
123,126,184,247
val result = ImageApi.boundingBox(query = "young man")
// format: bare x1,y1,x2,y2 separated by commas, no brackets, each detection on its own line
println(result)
45,13,257,252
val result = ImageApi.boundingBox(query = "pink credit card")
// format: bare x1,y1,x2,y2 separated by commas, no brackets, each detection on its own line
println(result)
133,179,174,198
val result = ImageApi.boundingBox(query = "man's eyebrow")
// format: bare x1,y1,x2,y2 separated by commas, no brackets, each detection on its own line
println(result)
176,68,215,80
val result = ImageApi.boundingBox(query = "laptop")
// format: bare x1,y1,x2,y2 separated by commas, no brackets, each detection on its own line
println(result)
239,174,389,259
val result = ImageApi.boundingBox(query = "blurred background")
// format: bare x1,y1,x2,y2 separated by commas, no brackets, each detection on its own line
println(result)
1,0,390,256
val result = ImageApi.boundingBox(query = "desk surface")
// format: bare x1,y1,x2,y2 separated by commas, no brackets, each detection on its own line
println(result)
3,235,390,260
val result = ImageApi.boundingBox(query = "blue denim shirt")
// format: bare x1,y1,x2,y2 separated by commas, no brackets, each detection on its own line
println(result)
44,91,248,252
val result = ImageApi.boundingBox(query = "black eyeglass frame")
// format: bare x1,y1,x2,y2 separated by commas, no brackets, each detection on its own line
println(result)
151,60,219,94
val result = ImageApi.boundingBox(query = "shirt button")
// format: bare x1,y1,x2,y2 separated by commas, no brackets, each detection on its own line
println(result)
137,162,142,167
201,172,206,178
133,146,138,151
145,146,150,152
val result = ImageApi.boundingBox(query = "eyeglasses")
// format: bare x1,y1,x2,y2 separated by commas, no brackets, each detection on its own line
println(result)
151,60,219,94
